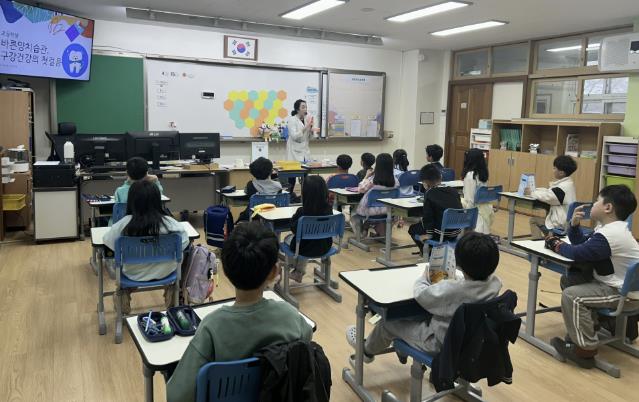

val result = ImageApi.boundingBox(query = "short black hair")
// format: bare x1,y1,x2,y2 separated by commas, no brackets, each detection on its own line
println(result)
426,145,443,162
420,164,442,183
599,185,637,221
455,232,499,281
336,154,353,170
361,153,375,169
553,155,577,176
249,157,273,180
126,157,149,180
222,221,279,290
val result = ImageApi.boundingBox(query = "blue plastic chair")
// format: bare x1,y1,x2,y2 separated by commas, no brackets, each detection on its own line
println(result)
278,214,345,307
474,185,503,204
112,233,183,344
552,201,593,237
195,357,261,402
422,207,478,257
398,170,420,197
592,262,639,378
349,188,400,251
112,202,127,224
326,173,359,189
249,193,290,223
441,168,455,182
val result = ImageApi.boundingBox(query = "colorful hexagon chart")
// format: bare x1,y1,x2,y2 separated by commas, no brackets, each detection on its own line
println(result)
225,89,289,136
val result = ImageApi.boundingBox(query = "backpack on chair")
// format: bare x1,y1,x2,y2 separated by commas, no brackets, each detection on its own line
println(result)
181,244,218,305
204,205,234,248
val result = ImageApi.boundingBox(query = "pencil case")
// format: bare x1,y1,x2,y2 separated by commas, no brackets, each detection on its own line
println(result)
137,311,175,342
167,306,201,336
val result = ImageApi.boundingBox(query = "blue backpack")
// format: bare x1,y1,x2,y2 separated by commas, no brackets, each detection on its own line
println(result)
204,205,234,248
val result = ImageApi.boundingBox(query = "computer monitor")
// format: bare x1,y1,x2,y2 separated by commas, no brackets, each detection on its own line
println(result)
73,134,127,168
126,131,179,170
179,133,221,163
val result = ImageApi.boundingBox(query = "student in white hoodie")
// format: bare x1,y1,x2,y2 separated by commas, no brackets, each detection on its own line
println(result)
345,232,502,361
526,155,577,239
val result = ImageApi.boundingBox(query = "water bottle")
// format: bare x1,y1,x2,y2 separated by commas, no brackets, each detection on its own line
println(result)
63,141,74,164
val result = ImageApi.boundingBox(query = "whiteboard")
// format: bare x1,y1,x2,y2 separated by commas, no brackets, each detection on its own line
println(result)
146,59,321,138
327,72,384,138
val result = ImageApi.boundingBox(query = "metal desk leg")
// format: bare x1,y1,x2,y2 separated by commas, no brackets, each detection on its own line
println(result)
96,247,106,335
518,255,557,355
143,364,155,402
376,208,395,267
507,198,516,245
342,293,375,402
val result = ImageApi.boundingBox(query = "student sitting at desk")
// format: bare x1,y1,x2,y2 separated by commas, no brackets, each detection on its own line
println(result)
285,175,334,283
408,164,463,255
237,157,283,222
328,154,353,206
104,180,189,314
545,185,639,368
426,144,445,172
356,152,375,182
393,149,412,197
345,232,502,361
526,155,577,239
461,149,493,234
167,222,313,402
113,156,163,203
350,153,398,238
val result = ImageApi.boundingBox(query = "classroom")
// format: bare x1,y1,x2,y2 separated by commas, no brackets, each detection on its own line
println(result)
2,0,639,401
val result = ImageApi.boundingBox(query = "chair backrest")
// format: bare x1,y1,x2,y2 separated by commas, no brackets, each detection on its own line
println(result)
441,208,478,234
566,201,592,222
620,262,639,297
441,168,455,182
112,202,127,224
114,233,183,267
475,185,503,204
326,173,359,189
367,188,400,208
398,170,420,188
195,357,261,402
296,214,345,242
249,193,290,209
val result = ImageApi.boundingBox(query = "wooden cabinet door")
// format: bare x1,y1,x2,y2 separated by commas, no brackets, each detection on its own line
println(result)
509,152,537,192
573,158,597,202
534,154,556,190
0,91,31,148
487,149,512,209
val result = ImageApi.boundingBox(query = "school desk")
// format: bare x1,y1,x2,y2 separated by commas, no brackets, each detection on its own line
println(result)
84,194,171,232
376,197,423,267
216,189,249,207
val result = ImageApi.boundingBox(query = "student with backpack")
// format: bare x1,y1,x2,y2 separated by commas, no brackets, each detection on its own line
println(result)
104,180,189,314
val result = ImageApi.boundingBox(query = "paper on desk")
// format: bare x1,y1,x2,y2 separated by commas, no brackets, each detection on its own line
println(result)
34,161,60,166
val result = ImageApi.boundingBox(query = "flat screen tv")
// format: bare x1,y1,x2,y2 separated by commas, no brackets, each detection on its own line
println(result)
0,0,94,80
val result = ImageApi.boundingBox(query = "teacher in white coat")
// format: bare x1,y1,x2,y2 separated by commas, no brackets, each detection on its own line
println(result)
286,99,314,162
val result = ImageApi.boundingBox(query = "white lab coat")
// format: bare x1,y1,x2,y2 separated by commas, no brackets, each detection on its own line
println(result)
286,114,312,162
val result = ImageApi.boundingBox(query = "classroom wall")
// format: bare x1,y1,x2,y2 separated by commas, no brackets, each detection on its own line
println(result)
622,17,639,137
86,19,446,164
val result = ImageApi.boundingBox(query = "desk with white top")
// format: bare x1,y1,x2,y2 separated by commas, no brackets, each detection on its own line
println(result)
216,189,250,207
125,290,316,402
376,197,423,267
90,221,200,337
339,264,427,402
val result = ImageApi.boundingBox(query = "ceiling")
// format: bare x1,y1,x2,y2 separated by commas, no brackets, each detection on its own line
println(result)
37,0,639,50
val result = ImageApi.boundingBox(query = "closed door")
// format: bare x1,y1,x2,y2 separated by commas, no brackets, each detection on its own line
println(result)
447,84,493,176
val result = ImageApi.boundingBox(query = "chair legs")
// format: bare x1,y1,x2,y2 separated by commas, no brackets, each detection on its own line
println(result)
275,256,342,307
114,288,123,344
315,258,342,303
590,314,639,377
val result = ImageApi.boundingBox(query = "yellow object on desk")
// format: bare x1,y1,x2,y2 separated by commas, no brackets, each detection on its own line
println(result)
276,160,302,170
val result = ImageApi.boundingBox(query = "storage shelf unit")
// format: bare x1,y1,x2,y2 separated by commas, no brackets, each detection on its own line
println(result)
470,128,493,150
600,136,637,190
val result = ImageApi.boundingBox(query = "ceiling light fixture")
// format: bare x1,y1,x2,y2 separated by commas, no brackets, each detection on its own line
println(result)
430,20,507,36
281,0,347,20
387,1,471,23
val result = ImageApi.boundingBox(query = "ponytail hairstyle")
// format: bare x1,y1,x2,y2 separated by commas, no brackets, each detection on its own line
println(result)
393,149,409,172
291,99,306,116
462,148,489,183
123,180,168,238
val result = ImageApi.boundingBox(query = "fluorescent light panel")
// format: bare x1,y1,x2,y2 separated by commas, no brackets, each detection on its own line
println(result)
431,20,506,36
546,43,600,52
281,0,346,20
387,1,471,23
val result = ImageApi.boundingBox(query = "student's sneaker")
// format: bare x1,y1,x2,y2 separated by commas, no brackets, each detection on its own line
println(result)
345,325,374,363
289,269,304,283
550,337,596,369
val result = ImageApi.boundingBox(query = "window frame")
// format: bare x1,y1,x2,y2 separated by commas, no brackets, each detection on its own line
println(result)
453,48,491,80
491,42,531,77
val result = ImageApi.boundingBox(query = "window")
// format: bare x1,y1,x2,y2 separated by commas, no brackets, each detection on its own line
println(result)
455,49,489,77
532,79,578,115
581,76,629,114
586,36,603,66
492,43,529,75
537,38,583,70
